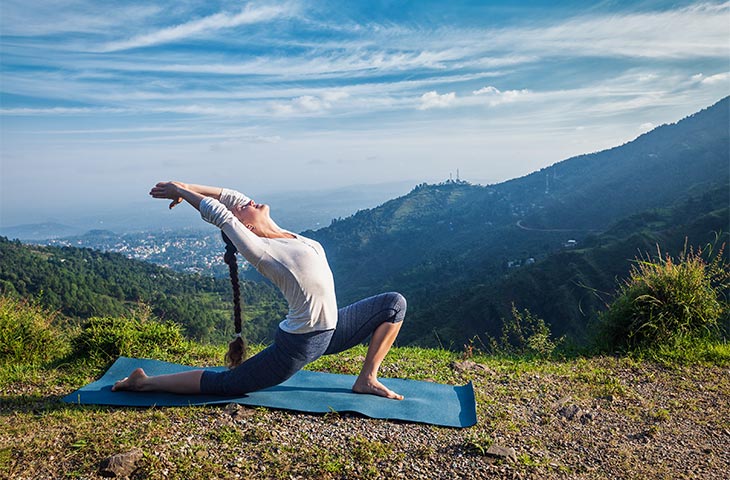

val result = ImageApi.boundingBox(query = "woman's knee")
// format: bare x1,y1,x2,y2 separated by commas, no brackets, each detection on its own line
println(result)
385,292,407,323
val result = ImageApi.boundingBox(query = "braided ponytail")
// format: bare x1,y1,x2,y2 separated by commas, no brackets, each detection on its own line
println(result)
222,232,247,368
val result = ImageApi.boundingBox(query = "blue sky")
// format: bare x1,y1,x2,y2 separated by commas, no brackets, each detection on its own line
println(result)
1,0,728,227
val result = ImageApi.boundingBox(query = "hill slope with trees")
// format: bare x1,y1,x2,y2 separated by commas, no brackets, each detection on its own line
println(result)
413,186,729,347
0,237,286,343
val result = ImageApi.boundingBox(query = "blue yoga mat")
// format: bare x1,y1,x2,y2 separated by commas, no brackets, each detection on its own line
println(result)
62,356,477,428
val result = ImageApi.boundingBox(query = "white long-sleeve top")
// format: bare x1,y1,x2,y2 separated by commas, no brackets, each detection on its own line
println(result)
200,189,338,334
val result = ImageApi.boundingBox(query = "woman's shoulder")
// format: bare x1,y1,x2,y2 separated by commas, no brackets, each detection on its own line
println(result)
279,233,325,252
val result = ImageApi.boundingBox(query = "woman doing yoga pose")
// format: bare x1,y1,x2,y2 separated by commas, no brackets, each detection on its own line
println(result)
112,181,406,400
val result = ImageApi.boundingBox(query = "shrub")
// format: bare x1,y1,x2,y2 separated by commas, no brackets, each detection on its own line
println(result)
0,295,69,365
599,243,728,350
72,307,188,362
490,304,562,357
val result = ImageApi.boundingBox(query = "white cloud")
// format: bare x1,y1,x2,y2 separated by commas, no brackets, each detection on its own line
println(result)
100,4,291,52
271,91,349,115
473,86,500,96
639,122,655,131
503,2,730,59
0,106,128,115
293,96,328,113
473,86,529,106
0,1,161,36
418,91,456,110
321,91,350,103
700,72,730,85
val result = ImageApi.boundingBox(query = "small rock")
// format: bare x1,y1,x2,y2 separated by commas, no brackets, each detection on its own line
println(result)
485,444,517,463
224,402,255,421
451,360,490,374
552,396,571,409
558,404,583,421
99,448,143,478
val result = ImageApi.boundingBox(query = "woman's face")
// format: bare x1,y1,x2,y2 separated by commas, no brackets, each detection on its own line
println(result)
232,200,271,231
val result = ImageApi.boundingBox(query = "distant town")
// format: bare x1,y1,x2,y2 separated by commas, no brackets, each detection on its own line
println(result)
41,229,243,277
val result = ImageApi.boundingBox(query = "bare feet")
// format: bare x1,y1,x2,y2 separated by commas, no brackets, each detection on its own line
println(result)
111,368,148,392
352,376,404,400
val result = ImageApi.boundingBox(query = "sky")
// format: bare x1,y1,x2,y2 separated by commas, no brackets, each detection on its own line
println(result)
1,0,729,228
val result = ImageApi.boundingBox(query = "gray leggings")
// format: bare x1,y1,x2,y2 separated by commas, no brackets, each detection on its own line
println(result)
200,292,406,396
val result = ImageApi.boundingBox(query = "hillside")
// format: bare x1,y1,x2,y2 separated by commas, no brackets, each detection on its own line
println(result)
411,185,729,347
0,237,286,343
306,97,730,347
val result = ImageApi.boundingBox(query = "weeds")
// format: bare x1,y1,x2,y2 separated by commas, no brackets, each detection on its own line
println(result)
0,296,68,365
71,311,188,362
489,305,563,358
464,431,493,455
599,242,728,351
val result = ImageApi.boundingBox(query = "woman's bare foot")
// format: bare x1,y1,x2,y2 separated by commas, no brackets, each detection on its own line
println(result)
111,368,149,392
352,376,404,400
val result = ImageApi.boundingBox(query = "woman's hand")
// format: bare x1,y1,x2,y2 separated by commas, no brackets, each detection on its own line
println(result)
150,181,187,209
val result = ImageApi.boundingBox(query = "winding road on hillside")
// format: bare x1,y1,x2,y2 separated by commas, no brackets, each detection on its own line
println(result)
516,220,600,233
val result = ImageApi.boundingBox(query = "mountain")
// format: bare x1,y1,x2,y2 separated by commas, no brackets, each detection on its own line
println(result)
305,97,730,346
0,222,85,241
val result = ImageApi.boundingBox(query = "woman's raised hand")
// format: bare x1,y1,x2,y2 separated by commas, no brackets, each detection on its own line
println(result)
150,181,186,209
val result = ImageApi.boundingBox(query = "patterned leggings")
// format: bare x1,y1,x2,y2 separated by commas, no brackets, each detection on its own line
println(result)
200,292,406,396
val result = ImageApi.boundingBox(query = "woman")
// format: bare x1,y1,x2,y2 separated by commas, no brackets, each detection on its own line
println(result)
113,181,406,400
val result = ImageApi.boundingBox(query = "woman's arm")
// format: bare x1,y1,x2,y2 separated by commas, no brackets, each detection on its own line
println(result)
157,182,224,209
184,183,224,199
157,183,250,210
149,181,205,211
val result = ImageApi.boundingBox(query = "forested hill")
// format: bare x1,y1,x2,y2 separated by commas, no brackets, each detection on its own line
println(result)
412,185,729,347
508,97,729,230
0,237,286,343
306,97,729,347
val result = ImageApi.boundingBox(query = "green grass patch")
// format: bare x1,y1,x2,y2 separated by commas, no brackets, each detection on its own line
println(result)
71,314,188,362
0,295,69,365
633,336,730,367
